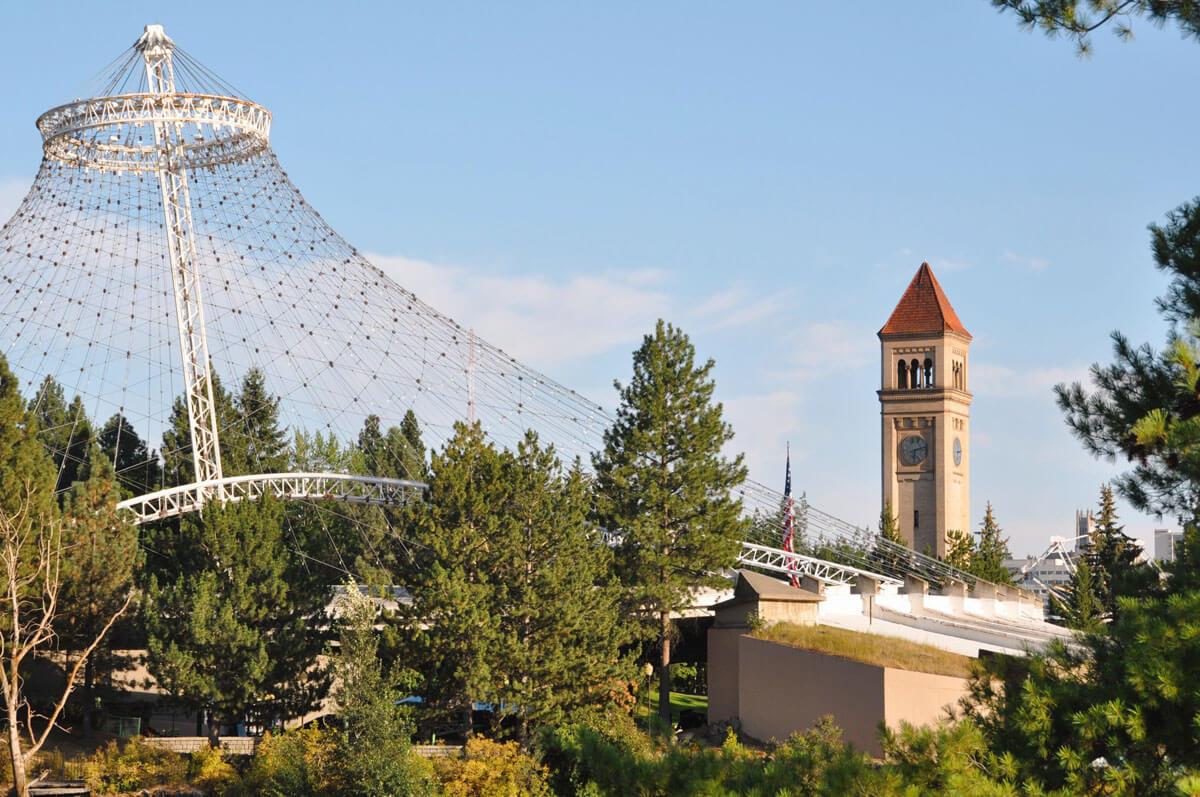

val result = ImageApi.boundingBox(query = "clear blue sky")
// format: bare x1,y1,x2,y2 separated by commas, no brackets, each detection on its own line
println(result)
1,2,1196,555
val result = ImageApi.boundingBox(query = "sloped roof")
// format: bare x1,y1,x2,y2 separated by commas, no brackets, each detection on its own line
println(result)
714,569,824,611
879,263,971,338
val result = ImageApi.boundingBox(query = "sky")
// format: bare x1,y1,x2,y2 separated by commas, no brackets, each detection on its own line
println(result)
0,2,1197,557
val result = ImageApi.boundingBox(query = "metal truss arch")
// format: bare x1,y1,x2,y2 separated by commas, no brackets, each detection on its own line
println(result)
736,541,903,586
116,472,428,524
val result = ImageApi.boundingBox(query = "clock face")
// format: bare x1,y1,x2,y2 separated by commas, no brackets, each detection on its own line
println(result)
900,435,928,466
953,437,962,466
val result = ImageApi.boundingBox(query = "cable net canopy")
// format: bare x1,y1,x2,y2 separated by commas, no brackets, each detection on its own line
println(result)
1,25,606,488
0,26,994,594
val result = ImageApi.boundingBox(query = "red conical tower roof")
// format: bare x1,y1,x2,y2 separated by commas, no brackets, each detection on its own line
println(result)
879,262,971,338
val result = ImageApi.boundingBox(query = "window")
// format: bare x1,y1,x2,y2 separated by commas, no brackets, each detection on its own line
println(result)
923,358,933,388
897,360,908,389
910,359,921,388
914,509,919,529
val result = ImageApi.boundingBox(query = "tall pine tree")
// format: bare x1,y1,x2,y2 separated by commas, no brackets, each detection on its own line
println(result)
592,320,748,728
97,413,162,497
396,423,506,737
56,445,141,734
493,433,631,741
971,503,1014,585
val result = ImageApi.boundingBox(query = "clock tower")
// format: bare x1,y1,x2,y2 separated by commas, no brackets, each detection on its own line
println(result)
878,263,971,557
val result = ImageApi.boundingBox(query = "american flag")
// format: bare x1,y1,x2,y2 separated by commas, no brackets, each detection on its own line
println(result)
782,444,800,587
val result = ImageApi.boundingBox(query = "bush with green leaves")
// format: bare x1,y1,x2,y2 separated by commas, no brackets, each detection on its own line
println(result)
83,737,188,793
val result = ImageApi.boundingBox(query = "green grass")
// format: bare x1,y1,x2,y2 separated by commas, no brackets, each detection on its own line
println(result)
633,685,708,726
751,622,974,678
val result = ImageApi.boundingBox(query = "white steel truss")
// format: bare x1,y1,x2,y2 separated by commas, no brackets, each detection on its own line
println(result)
138,25,224,488
116,472,428,524
736,541,902,586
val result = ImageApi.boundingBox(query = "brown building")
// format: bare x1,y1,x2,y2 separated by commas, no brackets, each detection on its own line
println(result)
878,263,972,557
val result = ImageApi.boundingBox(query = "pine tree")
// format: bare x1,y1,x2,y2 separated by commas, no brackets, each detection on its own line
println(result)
28,377,92,496
1058,557,1103,632
1085,484,1146,620
492,433,632,741
331,585,428,797
0,357,132,796
161,372,234,487
397,423,506,737
945,529,974,572
394,409,427,481
56,445,141,734
145,495,329,736
97,413,162,497
971,503,1014,585
592,320,749,728
225,367,289,474
879,499,904,546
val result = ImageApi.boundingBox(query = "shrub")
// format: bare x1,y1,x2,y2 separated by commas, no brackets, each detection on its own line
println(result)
83,736,188,793
187,744,238,793
235,727,344,797
434,736,550,797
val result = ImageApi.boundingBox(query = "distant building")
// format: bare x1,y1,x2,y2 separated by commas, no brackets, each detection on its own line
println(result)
1155,528,1184,563
1004,544,1074,601
1074,509,1096,552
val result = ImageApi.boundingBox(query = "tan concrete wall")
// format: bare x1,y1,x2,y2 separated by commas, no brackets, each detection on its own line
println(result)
707,627,744,724
730,636,970,757
736,636,886,755
882,667,969,730
759,599,819,626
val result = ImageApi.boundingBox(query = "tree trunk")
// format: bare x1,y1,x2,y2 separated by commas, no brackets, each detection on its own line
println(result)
657,610,672,730
8,702,28,797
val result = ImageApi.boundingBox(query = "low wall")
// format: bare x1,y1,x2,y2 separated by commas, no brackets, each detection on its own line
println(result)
711,634,968,757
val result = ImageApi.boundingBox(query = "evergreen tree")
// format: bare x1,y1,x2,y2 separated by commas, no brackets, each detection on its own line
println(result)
161,372,234,487
225,367,289,474
1054,199,1200,520
870,499,910,575
971,503,1014,585
1058,557,1104,632
1085,484,1152,619
357,414,385,476
332,585,431,796
97,413,162,497
879,499,904,546
397,423,506,737
493,434,632,741
56,445,141,734
944,529,974,572
0,357,132,796
144,495,329,735
394,409,427,481
28,377,92,496
592,320,749,728
992,0,1200,55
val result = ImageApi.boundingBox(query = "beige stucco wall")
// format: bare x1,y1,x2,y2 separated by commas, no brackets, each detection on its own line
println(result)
707,627,744,724
721,635,969,758
758,598,819,626
737,636,886,755
882,667,969,730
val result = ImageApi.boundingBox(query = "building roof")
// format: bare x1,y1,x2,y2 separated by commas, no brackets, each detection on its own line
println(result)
713,569,825,613
879,263,971,339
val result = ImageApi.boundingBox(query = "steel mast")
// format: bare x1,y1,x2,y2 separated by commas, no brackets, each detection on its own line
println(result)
136,24,224,488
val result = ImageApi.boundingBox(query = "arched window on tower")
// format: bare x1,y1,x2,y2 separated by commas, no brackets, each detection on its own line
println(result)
924,358,934,388
897,360,908,389
910,359,921,388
